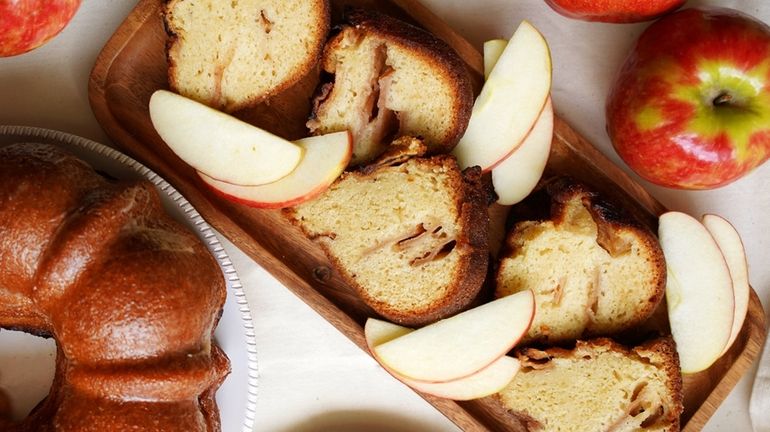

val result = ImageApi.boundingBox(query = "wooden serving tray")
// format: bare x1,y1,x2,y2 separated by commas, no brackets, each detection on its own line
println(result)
89,0,767,430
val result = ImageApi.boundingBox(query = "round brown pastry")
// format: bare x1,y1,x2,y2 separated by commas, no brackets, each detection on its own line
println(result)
0,143,230,431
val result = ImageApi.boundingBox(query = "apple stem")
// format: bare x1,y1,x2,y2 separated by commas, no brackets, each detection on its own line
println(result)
713,92,733,106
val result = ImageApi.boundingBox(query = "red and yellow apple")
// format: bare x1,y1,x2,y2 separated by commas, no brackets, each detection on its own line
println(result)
0,0,81,57
607,8,770,189
544,0,684,23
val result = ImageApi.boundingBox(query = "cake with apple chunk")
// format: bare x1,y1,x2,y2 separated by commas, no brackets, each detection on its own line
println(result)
285,138,488,326
164,0,329,112
495,177,666,344
491,337,683,432
307,8,473,166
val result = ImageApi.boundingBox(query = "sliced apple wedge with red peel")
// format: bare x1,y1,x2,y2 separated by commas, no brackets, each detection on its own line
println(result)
658,211,734,374
364,318,520,400
149,90,303,186
402,356,519,400
453,21,552,172
702,214,750,355
373,290,534,382
491,97,553,205
482,37,554,205
199,131,352,209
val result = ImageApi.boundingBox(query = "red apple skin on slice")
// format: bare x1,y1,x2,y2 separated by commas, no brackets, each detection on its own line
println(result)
373,290,535,383
453,21,552,172
658,211,734,374
702,214,750,355
364,319,520,400
483,39,553,205
491,97,553,205
199,131,352,209
149,90,303,186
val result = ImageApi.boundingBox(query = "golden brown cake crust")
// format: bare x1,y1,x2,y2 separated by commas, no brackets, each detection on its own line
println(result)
285,152,488,326
542,178,667,331
343,8,474,151
164,0,331,112
310,8,473,158
496,177,667,343
490,337,684,432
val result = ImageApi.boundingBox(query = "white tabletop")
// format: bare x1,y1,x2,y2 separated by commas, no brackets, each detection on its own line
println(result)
1,0,768,430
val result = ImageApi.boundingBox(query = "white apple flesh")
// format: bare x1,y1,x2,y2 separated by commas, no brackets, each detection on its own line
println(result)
373,290,534,382
482,38,554,206
492,98,553,205
702,214,750,355
199,131,352,209
149,90,303,186
364,319,520,400
658,211,734,374
483,39,508,80
453,21,552,172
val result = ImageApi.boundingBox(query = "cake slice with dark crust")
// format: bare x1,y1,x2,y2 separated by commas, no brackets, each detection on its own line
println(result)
490,337,683,432
285,138,488,326
165,0,330,112
307,8,474,166
495,177,666,345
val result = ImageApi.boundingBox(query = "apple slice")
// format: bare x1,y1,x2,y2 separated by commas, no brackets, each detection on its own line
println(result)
373,290,534,382
365,318,520,400
482,38,554,205
452,21,552,171
149,89,303,186
199,131,352,209
491,97,553,205
702,214,750,355
483,39,508,80
658,211,734,373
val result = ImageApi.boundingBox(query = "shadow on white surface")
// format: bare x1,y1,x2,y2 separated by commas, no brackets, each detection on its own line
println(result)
279,409,446,432
0,329,56,422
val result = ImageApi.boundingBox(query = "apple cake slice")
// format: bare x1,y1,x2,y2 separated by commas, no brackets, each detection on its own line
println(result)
491,337,683,432
164,0,330,112
495,177,666,344
285,138,488,326
307,8,473,166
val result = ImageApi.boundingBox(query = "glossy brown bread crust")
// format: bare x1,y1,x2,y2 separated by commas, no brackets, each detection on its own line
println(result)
0,143,229,431
498,177,667,341
491,337,684,432
285,152,489,326
164,0,331,112
311,7,473,155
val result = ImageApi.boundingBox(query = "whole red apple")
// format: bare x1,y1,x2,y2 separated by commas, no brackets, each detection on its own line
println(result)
606,8,770,189
0,0,81,57
544,0,684,23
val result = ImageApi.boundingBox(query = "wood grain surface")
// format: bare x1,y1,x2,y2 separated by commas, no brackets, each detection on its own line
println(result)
88,0,767,430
